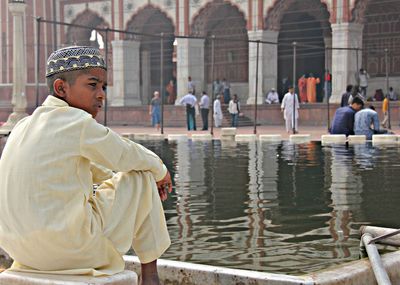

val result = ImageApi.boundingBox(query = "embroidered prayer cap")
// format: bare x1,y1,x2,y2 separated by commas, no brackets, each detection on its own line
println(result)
46,46,106,77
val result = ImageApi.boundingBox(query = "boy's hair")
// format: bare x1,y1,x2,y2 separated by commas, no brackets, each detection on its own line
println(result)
46,69,87,95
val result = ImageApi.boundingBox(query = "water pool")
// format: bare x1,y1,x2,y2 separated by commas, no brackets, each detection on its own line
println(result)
137,139,400,275
1,137,400,275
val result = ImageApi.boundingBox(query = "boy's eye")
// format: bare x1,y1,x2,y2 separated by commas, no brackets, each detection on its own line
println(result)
102,86,107,92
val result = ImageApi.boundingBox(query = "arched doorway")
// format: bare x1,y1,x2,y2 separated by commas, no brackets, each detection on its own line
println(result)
266,0,331,102
353,0,400,77
66,10,108,48
126,6,175,104
191,1,248,87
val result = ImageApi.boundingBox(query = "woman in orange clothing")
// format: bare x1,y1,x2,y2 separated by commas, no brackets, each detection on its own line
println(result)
298,75,307,103
307,73,320,103
381,94,389,128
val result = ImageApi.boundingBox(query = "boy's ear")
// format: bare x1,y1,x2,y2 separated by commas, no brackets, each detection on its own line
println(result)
53,79,67,98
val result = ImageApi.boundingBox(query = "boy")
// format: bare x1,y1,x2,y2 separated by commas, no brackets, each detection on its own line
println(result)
0,46,171,285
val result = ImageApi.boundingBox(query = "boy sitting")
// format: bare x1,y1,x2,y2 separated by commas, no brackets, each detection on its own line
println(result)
0,46,171,285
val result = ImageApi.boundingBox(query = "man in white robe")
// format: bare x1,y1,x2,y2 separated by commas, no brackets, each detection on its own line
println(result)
213,95,223,127
281,86,300,133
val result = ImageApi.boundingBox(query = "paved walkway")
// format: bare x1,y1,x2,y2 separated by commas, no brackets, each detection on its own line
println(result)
110,125,400,141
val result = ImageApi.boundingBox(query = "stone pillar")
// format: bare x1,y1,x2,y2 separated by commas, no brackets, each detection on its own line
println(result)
176,38,205,104
247,30,279,105
141,50,151,104
111,40,142,106
331,23,363,103
0,0,28,135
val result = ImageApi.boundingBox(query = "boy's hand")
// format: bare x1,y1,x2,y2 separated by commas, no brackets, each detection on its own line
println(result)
156,171,172,201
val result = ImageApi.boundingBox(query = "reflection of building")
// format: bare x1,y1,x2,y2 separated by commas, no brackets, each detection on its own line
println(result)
1,0,399,108
326,146,363,258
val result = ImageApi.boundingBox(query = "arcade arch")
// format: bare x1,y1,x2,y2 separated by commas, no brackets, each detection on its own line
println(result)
265,0,332,101
191,1,248,84
126,5,175,104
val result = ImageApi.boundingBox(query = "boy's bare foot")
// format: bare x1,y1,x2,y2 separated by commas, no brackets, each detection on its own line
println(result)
140,260,160,285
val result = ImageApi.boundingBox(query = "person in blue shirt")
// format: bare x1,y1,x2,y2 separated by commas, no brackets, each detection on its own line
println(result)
354,106,388,140
330,96,364,136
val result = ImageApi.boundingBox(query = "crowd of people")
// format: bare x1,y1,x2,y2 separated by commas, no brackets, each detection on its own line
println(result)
150,71,398,137
151,76,243,131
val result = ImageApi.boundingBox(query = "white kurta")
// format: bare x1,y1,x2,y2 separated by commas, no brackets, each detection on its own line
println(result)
281,92,299,131
213,99,223,127
0,95,170,276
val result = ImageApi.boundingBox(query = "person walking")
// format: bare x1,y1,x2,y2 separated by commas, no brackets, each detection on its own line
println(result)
228,94,240,128
324,69,332,101
188,76,195,95
199,91,210,130
281,86,299,133
179,90,197,131
149,91,161,131
213,95,223,128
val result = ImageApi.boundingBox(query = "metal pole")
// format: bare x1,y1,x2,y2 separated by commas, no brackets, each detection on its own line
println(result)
52,0,57,50
35,17,41,108
292,42,297,134
160,33,165,134
356,49,360,86
103,28,109,126
362,233,392,285
326,48,330,132
210,35,215,136
385,48,391,129
253,40,260,134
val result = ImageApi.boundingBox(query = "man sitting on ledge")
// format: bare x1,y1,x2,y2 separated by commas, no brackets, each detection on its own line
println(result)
0,46,171,285
330,96,364,136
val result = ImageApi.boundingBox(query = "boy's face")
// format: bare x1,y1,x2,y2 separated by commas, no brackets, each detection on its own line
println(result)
57,68,107,118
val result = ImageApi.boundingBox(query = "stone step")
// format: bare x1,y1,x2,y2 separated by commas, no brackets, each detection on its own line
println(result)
0,270,137,285
289,134,311,143
235,134,257,142
220,128,237,136
259,134,282,142
321,134,347,144
191,134,213,141
167,134,188,141
372,134,398,144
348,135,366,144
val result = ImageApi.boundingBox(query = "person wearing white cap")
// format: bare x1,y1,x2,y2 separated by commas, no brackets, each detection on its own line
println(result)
265,88,280,104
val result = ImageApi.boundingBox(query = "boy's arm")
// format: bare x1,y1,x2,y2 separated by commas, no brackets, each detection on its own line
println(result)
81,117,167,181
90,162,114,184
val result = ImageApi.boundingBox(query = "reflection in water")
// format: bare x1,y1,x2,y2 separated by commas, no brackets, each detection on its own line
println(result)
1,139,400,275
326,145,363,259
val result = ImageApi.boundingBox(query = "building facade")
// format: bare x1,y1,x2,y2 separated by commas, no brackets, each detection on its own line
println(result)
0,0,399,109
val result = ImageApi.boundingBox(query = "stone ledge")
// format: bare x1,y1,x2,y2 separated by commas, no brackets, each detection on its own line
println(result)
348,135,366,144
235,134,257,142
321,134,347,144
259,134,282,142
372,134,397,145
191,134,213,141
220,128,237,136
147,134,165,140
0,270,137,285
167,134,188,141
289,134,311,143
